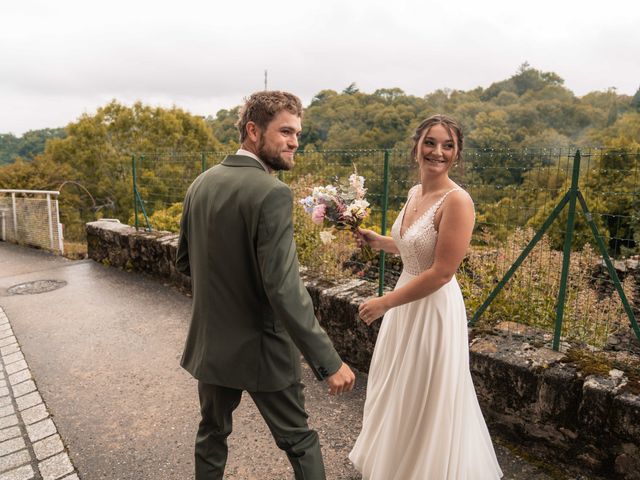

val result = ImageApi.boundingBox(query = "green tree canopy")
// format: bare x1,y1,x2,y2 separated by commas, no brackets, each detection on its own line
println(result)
0,128,66,165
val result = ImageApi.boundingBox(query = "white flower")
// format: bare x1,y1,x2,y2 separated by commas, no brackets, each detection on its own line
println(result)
348,174,367,199
319,230,336,245
344,199,370,220
349,174,365,190
311,185,338,203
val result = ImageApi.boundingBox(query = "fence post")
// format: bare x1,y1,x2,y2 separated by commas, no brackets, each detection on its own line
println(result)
201,152,207,173
132,154,139,230
553,150,581,350
46,193,54,250
11,192,17,240
378,150,391,297
56,195,64,254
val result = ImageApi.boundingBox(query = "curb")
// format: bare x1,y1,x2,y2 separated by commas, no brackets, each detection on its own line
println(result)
0,305,79,480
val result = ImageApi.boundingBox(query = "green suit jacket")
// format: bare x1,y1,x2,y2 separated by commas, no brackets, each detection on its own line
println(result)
176,155,342,392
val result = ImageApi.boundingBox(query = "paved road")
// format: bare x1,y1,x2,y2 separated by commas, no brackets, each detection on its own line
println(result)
0,241,590,479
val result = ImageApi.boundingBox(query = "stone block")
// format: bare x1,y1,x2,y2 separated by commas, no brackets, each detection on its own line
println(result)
9,370,32,386
38,452,74,480
5,360,28,375
0,330,14,340
2,352,24,365
26,418,56,443
0,425,21,442
0,403,15,418
614,443,640,480
33,433,63,461
20,404,48,425
0,336,17,348
0,344,20,356
0,449,30,474
16,391,42,411
611,392,640,440
0,414,18,429
11,380,36,398
0,464,34,480
0,436,26,456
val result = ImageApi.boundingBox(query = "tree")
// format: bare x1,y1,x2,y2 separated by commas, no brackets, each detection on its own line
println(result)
0,128,66,165
631,86,640,112
23,101,222,237
206,107,240,148
342,83,360,95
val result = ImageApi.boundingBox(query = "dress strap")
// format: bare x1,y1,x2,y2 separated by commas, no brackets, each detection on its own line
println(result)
404,184,421,209
433,187,463,213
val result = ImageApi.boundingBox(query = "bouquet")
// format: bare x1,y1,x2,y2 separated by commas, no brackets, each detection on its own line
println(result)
299,167,375,261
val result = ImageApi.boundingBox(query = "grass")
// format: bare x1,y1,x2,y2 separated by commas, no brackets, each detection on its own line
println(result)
62,241,88,260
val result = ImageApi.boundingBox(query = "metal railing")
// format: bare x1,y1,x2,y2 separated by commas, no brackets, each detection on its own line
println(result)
0,189,64,253
129,148,640,351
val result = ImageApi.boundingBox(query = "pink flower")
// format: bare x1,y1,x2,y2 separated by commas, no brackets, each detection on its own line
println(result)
311,204,327,225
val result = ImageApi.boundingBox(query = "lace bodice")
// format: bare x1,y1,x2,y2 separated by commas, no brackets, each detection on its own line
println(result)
390,185,463,275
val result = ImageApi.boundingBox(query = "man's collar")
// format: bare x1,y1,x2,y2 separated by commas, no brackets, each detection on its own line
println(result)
221,154,270,171
236,148,272,173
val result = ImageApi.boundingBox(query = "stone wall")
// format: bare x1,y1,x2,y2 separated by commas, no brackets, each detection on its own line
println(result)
86,220,640,479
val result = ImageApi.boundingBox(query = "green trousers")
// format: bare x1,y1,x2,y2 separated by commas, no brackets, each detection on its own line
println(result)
195,381,326,480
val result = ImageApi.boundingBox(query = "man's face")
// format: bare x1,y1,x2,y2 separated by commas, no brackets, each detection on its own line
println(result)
256,111,302,171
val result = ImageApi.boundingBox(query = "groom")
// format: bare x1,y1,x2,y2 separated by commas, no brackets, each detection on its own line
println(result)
176,90,355,480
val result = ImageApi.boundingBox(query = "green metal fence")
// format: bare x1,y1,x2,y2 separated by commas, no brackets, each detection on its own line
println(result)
131,148,640,352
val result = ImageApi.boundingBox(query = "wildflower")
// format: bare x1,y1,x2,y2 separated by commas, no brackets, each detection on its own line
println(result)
311,204,327,225
299,165,374,261
319,230,336,245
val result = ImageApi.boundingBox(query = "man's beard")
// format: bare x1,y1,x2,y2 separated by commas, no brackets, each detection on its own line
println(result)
257,137,295,171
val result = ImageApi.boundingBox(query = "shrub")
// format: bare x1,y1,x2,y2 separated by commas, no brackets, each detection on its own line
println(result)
460,228,636,348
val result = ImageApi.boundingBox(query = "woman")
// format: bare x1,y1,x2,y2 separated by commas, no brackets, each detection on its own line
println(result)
349,115,503,479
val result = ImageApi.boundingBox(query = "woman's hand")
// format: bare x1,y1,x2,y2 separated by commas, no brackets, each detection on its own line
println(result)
359,296,391,326
354,228,380,250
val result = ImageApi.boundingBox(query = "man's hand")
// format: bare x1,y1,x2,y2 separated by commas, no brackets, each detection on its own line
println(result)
326,362,355,396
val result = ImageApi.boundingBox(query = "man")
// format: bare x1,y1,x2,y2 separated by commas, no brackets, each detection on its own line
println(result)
176,90,355,480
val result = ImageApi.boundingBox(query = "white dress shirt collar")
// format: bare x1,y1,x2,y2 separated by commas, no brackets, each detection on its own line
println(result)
236,148,272,173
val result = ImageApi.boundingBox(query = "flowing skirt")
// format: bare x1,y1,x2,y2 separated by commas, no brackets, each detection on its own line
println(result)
349,271,502,480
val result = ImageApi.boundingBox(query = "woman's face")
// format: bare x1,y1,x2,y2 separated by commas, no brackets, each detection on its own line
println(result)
418,124,457,173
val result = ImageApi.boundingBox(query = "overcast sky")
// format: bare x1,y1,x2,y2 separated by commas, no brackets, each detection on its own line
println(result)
1,0,638,136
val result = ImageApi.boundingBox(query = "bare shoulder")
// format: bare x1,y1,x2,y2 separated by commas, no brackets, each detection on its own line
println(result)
441,188,474,225
447,187,474,209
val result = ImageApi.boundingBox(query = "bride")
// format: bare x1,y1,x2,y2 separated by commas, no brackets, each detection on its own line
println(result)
349,115,503,479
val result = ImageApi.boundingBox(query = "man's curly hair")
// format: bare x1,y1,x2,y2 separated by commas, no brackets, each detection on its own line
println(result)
236,91,303,143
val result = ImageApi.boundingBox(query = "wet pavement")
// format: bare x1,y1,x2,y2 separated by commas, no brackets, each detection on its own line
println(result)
0,241,599,479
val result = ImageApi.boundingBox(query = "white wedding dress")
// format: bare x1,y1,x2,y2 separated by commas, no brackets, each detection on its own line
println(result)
349,186,503,480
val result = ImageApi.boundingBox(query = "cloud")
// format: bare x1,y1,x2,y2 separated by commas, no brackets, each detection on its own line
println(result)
1,0,639,135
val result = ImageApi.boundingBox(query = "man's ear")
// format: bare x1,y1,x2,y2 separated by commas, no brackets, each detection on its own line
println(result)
246,121,261,143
